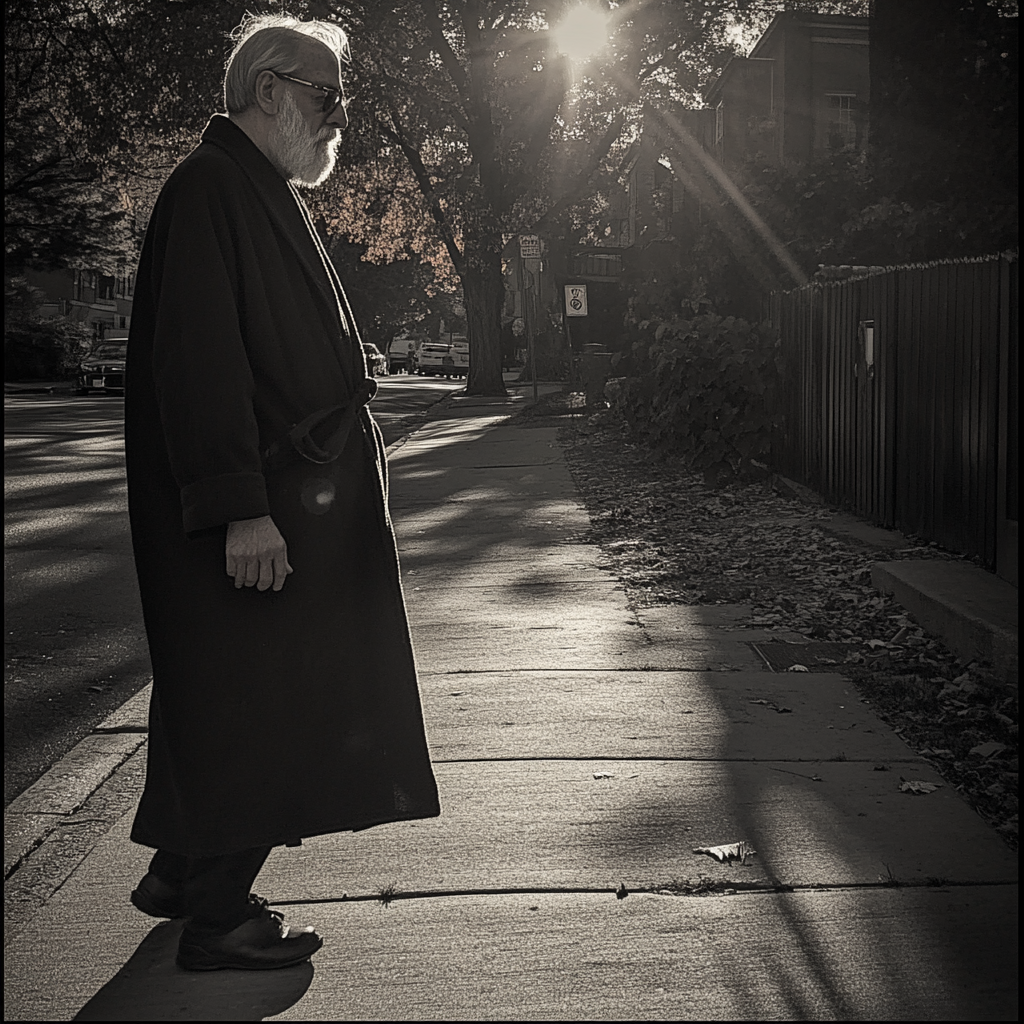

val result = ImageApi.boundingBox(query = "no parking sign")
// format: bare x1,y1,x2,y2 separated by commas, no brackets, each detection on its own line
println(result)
564,284,588,316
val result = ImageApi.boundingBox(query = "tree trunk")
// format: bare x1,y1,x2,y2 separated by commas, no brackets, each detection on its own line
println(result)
462,243,506,396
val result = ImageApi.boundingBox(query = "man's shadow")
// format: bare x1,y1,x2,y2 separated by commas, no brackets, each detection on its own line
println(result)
73,920,313,1021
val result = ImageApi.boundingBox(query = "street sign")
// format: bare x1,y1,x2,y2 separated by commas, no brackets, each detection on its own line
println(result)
564,283,588,316
518,234,541,259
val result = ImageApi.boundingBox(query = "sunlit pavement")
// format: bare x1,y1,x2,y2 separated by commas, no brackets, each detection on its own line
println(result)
4,385,1017,1021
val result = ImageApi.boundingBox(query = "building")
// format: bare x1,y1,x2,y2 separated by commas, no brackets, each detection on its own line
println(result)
23,266,134,342
705,11,870,168
574,10,872,310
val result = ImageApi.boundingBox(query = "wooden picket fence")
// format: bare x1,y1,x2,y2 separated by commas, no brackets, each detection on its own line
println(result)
766,254,1018,582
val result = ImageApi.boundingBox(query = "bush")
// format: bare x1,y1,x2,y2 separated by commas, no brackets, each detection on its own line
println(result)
4,276,92,381
605,313,781,476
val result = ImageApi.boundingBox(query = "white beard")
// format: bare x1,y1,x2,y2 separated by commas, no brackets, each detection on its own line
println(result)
268,90,340,187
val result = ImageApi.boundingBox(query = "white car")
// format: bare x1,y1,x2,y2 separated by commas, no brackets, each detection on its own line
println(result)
414,342,456,377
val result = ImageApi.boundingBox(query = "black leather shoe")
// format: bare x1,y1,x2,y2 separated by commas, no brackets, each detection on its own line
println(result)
131,872,186,919
176,899,323,971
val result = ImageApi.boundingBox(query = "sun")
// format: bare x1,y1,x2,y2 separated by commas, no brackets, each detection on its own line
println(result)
552,5,610,63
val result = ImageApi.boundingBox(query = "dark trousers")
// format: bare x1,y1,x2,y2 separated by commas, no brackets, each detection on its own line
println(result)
149,846,272,935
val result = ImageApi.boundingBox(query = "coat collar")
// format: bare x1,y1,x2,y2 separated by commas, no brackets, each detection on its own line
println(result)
199,115,364,384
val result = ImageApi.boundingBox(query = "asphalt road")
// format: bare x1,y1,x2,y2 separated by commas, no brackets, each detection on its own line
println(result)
3,375,461,807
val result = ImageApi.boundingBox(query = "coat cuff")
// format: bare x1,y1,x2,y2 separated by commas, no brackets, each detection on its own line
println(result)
180,472,270,535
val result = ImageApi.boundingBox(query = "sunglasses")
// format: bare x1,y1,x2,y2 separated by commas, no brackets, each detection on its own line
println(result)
271,71,347,115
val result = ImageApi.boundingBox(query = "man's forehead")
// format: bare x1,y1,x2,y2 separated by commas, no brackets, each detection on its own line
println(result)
293,37,342,88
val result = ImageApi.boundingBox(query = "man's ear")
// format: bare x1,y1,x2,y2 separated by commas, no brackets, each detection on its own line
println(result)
253,69,279,115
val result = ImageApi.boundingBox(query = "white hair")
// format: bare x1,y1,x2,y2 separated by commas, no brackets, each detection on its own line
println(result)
224,13,349,115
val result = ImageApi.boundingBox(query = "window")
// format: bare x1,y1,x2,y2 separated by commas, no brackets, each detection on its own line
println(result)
715,102,724,144
74,270,98,301
825,93,857,150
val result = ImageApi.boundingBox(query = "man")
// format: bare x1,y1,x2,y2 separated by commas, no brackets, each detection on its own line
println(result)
124,14,440,971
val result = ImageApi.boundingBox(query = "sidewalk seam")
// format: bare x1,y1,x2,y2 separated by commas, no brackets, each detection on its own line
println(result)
266,878,1021,906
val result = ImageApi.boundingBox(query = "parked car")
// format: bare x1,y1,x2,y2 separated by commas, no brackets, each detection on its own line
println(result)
78,341,127,393
387,333,424,373
413,341,456,377
449,336,469,378
362,342,388,376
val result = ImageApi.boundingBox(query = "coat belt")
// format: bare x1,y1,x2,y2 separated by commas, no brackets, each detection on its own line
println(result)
262,379,378,471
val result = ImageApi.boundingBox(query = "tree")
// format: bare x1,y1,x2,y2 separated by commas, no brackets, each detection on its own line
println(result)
868,0,1018,260
318,0,769,394
4,2,138,271
4,0,252,273
327,234,457,351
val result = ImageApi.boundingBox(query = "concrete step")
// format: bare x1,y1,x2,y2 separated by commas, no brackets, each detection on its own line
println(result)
871,559,1018,683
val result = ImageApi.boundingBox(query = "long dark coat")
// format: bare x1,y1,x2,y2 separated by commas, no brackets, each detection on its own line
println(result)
125,115,439,857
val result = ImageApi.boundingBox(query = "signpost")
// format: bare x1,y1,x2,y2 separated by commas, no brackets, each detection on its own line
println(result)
518,234,541,259
518,236,543,402
563,284,588,391
564,283,588,317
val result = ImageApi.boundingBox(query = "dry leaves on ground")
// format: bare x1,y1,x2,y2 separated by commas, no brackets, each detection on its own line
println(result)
521,393,1018,850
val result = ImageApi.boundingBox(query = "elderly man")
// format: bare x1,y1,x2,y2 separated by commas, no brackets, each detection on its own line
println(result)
124,14,439,971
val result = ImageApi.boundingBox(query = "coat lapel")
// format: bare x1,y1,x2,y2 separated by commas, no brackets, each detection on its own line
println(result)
286,181,363,351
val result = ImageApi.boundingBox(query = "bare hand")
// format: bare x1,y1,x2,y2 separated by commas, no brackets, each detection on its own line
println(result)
225,515,293,592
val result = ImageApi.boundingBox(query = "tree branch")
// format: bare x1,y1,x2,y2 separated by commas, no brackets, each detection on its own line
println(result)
419,0,471,107
459,0,503,220
532,110,626,234
378,112,465,276
517,57,570,178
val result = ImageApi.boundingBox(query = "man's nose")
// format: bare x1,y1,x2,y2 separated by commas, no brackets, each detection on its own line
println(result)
326,102,348,131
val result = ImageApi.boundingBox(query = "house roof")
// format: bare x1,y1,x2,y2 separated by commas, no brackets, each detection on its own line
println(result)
704,10,869,103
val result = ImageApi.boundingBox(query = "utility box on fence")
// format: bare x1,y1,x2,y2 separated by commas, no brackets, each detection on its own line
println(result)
581,343,613,406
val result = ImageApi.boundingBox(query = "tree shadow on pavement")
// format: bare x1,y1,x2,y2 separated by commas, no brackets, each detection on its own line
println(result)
73,920,313,1021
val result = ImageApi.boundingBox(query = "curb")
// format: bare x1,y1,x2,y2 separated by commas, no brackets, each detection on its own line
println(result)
4,689,151,882
769,474,1017,684
872,560,1019,684
4,384,78,395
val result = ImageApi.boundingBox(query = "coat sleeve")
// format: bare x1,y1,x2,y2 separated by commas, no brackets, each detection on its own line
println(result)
146,159,270,534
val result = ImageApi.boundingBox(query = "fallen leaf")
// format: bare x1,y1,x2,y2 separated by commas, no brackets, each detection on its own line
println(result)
750,698,793,713
899,779,943,794
969,741,1007,758
693,841,756,864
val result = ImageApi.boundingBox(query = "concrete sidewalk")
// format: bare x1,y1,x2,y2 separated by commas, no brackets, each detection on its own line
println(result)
4,388,1018,1021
